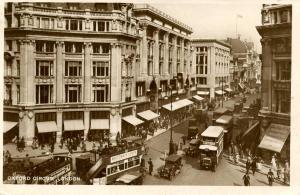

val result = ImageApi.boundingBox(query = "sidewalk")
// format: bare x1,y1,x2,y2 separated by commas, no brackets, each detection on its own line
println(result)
223,153,289,186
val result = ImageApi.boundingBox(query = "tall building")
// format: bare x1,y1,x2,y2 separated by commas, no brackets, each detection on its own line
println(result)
256,4,291,160
191,39,231,101
3,3,195,144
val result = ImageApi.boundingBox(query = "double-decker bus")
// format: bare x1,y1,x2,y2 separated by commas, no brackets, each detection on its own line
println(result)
5,156,72,184
199,126,224,172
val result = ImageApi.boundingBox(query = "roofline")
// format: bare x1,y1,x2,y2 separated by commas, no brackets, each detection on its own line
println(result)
262,4,292,11
133,4,193,34
191,39,231,49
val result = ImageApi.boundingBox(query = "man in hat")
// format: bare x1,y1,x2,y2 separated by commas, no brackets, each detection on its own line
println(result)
148,158,153,175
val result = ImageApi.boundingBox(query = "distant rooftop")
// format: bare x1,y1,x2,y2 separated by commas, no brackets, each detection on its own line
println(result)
191,39,231,48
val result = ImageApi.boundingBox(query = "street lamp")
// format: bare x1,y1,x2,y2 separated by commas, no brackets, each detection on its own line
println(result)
168,86,174,155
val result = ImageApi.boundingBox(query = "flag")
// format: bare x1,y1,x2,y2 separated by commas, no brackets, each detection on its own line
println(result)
237,14,243,18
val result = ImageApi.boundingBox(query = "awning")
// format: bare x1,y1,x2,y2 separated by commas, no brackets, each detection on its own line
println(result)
225,88,233,92
162,99,194,111
36,121,58,133
137,110,159,121
192,95,204,102
64,120,84,131
90,119,109,130
3,121,18,133
123,115,144,126
216,115,233,124
258,123,290,153
116,173,142,184
215,90,226,95
242,121,260,138
199,145,217,151
197,91,209,95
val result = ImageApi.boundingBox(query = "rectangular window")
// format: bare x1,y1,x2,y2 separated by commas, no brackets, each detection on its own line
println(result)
92,85,108,102
65,42,82,53
92,61,109,77
65,85,81,103
98,22,105,31
4,85,12,104
276,61,291,81
36,61,53,76
17,85,20,104
196,77,207,85
36,85,53,104
92,43,110,54
36,41,54,53
275,90,290,114
41,18,49,29
65,61,82,76
5,61,12,76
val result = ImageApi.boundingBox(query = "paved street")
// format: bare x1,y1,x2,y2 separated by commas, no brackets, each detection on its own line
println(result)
142,119,284,186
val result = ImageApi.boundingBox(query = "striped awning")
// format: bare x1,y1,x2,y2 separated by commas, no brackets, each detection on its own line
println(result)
36,121,58,133
90,119,109,130
3,121,18,133
137,110,159,121
162,99,194,111
258,123,290,153
64,120,84,131
192,95,204,102
123,115,144,126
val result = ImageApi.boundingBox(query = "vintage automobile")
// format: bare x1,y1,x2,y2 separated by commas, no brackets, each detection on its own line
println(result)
113,171,144,185
157,154,183,180
186,139,201,157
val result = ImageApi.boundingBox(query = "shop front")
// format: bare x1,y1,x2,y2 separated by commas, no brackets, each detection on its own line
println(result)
3,121,18,144
122,115,144,138
63,119,85,140
36,121,58,145
137,110,160,137
89,119,110,142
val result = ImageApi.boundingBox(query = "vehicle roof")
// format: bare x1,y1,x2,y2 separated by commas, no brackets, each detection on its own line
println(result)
214,107,228,114
216,115,233,124
199,145,218,151
166,154,181,162
190,139,200,144
116,172,142,183
201,126,224,137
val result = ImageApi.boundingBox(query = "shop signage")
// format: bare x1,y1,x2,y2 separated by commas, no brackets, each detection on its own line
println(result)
110,150,137,163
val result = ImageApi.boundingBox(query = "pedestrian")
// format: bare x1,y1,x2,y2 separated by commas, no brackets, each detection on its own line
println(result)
148,158,153,175
251,158,257,175
20,137,25,152
246,159,251,174
23,154,31,168
271,154,277,176
243,173,250,186
267,168,274,186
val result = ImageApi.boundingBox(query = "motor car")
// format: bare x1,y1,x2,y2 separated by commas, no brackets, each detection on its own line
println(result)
157,154,183,180
186,139,201,157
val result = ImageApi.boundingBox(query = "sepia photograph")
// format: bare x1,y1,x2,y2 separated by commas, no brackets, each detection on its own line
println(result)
1,0,298,194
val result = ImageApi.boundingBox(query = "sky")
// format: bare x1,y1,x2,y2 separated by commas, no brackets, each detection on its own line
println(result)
150,2,263,53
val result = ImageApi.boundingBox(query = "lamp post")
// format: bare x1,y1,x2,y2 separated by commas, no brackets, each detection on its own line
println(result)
168,86,174,155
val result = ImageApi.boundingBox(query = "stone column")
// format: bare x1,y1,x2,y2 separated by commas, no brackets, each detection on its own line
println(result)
163,32,169,76
110,108,121,139
19,110,35,144
84,42,92,103
180,39,184,73
84,110,90,139
110,43,122,102
209,46,215,101
56,110,63,142
261,38,272,109
56,41,64,103
19,40,35,105
141,23,148,76
11,55,18,105
172,36,177,77
153,29,159,76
